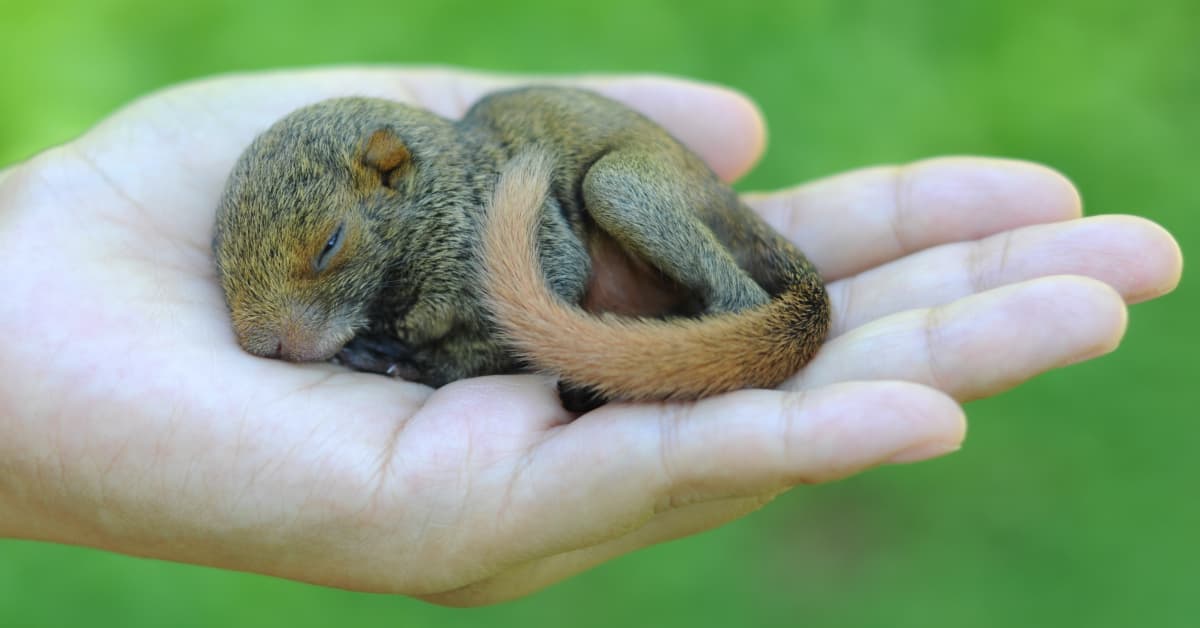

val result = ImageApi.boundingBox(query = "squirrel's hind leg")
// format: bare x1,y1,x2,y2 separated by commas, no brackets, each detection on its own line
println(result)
581,151,768,315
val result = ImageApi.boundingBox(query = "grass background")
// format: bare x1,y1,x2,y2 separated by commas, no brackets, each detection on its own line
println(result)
1,1,1195,626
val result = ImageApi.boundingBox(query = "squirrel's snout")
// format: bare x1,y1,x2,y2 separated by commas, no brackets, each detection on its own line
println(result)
233,305,350,363
277,327,326,362
238,326,340,362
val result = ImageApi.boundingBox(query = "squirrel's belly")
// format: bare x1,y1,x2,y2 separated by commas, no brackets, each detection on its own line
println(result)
580,230,690,317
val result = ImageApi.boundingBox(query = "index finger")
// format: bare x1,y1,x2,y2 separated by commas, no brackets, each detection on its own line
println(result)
81,66,766,184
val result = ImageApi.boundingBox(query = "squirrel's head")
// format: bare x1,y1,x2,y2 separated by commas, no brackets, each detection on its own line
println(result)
212,98,442,362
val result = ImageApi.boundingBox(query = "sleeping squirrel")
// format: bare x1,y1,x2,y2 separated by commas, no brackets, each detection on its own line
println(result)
212,86,830,410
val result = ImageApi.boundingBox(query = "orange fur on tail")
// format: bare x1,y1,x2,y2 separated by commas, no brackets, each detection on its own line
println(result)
481,151,830,401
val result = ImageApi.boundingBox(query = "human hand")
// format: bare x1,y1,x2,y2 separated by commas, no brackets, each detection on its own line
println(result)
0,68,1181,605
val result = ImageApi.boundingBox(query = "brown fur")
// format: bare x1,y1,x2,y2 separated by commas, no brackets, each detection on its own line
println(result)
213,86,831,408
482,151,829,401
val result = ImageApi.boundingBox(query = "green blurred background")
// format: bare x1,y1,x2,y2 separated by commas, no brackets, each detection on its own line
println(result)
1,1,1195,626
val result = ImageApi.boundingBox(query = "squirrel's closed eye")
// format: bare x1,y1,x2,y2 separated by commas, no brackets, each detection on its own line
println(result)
314,222,345,272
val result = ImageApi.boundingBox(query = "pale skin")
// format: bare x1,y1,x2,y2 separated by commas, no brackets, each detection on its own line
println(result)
0,68,1182,606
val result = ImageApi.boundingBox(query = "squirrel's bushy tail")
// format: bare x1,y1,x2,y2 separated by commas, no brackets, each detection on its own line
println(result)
481,151,830,402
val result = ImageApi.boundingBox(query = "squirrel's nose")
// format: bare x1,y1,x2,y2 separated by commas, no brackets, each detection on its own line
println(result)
276,318,338,362
277,338,308,362
232,308,342,362
278,321,308,361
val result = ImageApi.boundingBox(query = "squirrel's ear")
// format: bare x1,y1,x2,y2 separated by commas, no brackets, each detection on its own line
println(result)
360,128,411,178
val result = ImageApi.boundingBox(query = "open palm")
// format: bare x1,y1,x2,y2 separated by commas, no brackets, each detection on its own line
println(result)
0,68,1180,605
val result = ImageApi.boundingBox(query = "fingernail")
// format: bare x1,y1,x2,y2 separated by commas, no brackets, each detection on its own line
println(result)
888,440,961,464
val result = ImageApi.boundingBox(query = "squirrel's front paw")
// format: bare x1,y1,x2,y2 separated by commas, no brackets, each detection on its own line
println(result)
334,336,421,381
383,362,422,381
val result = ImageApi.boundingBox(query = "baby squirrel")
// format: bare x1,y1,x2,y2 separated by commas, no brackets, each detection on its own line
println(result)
213,86,830,410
